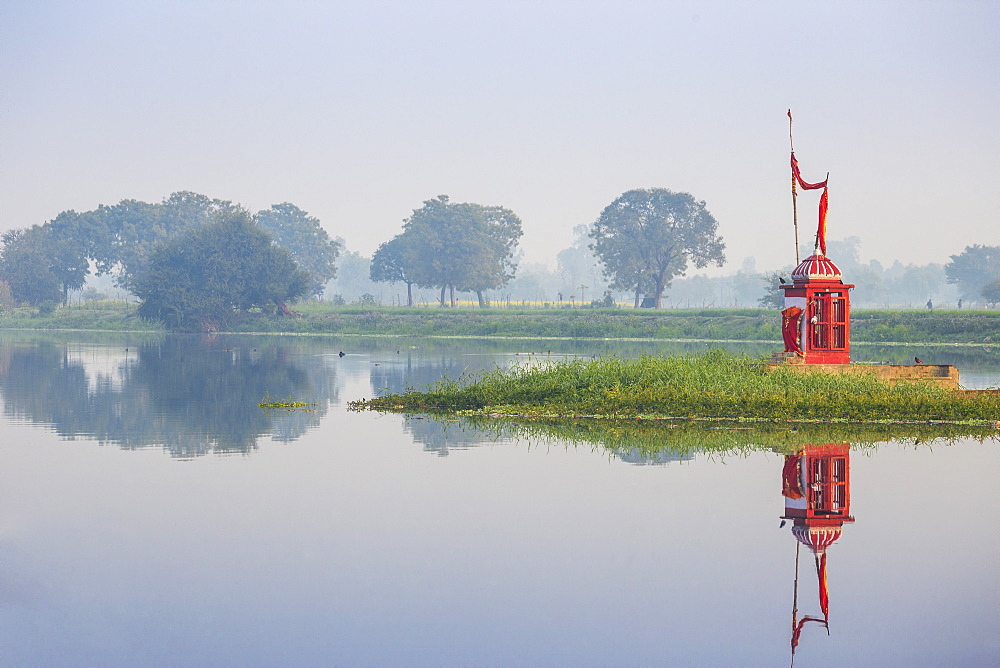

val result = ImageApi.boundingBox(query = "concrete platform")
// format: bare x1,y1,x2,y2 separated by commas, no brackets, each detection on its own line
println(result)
767,352,960,389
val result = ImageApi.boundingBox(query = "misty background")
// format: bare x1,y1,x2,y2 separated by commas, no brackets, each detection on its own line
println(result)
2,2,997,310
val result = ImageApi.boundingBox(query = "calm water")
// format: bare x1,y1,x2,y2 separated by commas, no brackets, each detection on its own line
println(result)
1,333,997,666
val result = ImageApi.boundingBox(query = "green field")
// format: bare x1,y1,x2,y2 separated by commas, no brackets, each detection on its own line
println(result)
4,301,998,345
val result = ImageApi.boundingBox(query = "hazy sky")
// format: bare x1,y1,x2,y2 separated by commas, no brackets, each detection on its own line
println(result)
2,0,997,274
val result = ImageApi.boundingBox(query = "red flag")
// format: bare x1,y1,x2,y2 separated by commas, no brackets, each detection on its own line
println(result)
818,552,829,617
791,151,830,254
790,152,827,190
817,188,829,255
791,615,829,653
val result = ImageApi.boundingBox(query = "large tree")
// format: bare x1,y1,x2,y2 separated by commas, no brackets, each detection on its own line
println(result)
133,209,311,330
257,203,340,296
945,245,1000,300
589,189,726,308
391,195,523,307
91,192,239,290
0,228,63,306
0,224,89,306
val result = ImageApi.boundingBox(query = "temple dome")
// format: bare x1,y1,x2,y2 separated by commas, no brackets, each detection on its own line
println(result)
792,525,843,554
792,253,843,281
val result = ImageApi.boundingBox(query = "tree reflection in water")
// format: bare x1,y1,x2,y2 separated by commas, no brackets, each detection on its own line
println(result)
0,336,336,456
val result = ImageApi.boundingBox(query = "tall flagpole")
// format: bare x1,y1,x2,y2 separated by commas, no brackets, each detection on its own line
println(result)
791,539,800,668
788,110,801,265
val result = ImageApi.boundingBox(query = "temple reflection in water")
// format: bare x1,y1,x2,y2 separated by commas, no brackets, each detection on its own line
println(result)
781,443,855,661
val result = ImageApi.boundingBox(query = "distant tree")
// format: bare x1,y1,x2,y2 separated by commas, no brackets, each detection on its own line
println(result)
945,245,1000,300
15,193,336,306
370,236,415,306
133,209,311,331
0,225,87,305
92,192,239,290
454,203,523,307
393,195,523,308
589,189,726,308
758,272,786,308
88,198,160,280
982,278,1000,307
885,262,949,306
43,219,92,304
503,261,556,304
47,209,107,274
325,246,380,303
257,203,340,296
823,236,863,273
557,224,607,299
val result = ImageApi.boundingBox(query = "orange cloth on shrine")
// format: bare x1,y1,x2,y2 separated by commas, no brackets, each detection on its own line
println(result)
781,306,804,355
782,455,804,499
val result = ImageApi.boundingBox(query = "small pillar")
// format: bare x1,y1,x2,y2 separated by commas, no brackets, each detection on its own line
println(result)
781,253,854,365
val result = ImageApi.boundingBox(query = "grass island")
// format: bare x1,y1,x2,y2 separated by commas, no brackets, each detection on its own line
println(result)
349,350,1000,426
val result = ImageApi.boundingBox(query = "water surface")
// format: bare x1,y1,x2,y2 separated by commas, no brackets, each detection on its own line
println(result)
1,333,997,666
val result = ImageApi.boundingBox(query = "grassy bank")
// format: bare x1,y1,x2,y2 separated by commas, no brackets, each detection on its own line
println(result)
350,350,1000,424
0,302,162,332
2,301,999,344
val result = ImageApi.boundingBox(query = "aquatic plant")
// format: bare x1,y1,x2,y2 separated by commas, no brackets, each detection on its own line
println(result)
258,394,314,409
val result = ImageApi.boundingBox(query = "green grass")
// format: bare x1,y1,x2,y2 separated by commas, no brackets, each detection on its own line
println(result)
350,350,1000,424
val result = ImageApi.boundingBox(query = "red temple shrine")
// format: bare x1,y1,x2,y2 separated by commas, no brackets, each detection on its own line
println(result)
781,443,856,658
781,254,855,365
772,113,960,386
778,111,855,365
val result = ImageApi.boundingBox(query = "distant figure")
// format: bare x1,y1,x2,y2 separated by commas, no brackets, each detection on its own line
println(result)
926,299,933,310
338,351,345,357
958,299,963,309
914,356,923,364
